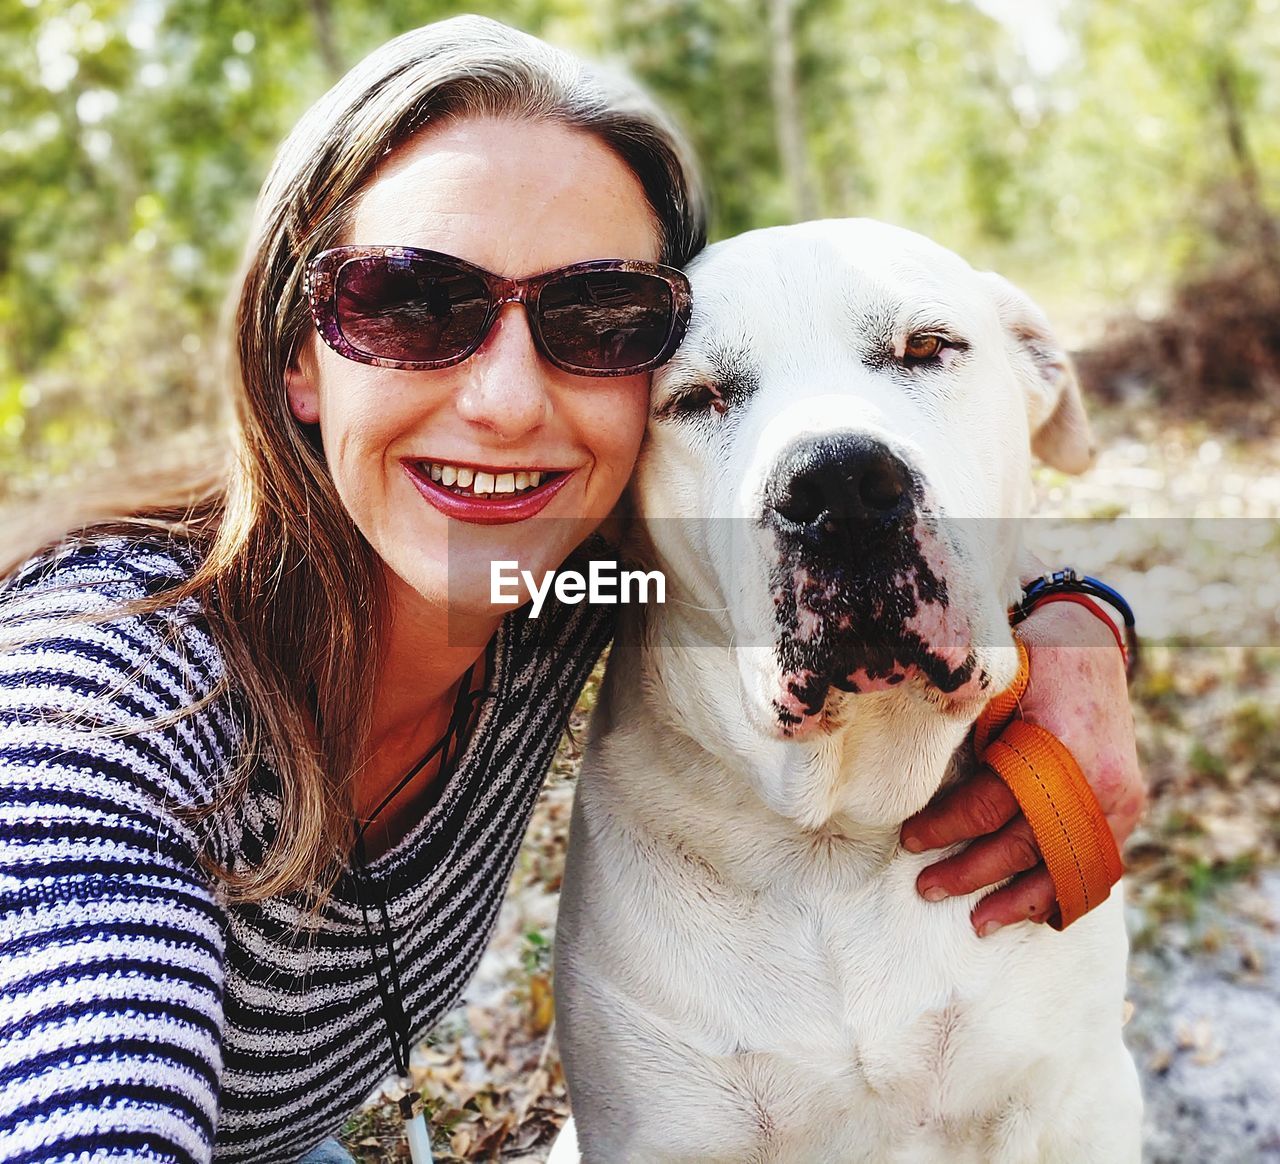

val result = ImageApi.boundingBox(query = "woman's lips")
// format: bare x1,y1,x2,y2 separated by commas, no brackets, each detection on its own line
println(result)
402,460,574,525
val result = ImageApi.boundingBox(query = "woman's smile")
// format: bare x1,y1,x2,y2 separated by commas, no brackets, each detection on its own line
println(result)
402,457,574,525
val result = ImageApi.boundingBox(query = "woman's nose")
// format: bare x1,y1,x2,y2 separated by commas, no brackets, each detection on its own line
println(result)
453,303,554,440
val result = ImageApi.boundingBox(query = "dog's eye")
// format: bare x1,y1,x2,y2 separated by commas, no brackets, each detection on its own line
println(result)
655,382,728,421
903,333,945,363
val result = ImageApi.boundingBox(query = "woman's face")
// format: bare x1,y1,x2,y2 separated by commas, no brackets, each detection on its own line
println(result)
286,116,661,623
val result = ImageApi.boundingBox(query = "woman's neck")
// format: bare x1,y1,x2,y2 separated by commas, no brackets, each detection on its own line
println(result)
353,574,504,857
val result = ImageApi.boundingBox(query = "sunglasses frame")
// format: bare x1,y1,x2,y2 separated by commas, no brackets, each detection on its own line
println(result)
303,245,693,377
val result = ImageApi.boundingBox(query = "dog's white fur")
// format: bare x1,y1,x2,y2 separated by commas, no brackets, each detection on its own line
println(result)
550,220,1141,1163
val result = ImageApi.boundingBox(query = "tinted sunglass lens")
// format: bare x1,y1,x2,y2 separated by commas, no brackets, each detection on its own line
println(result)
335,256,490,364
537,271,674,371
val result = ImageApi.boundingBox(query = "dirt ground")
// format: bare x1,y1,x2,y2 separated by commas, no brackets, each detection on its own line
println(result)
342,400,1280,1162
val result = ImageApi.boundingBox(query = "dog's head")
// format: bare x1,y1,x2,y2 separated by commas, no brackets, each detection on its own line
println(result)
636,219,1092,743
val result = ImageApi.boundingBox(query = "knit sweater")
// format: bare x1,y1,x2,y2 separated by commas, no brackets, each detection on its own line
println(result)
0,535,614,1163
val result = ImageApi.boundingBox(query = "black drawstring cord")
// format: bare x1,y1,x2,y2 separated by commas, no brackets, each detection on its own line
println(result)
352,834,412,1078
349,662,489,1088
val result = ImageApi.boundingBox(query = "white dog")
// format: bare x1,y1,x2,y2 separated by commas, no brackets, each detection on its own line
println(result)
550,219,1141,1163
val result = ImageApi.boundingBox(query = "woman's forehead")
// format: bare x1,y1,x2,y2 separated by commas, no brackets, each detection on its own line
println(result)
345,116,661,269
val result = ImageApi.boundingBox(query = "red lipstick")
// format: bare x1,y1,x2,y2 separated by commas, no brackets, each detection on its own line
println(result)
402,461,574,525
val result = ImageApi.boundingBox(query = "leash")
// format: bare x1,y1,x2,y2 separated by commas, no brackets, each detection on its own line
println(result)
971,638,1123,929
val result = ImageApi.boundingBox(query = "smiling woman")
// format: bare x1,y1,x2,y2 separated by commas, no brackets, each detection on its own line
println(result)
0,16,704,1164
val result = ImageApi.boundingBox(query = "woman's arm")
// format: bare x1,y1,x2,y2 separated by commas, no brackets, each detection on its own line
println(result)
1,543,230,1163
900,599,1146,935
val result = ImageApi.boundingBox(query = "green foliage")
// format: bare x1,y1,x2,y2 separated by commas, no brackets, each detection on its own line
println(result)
519,927,551,976
1228,698,1280,774
1188,739,1228,783
3,0,1278,500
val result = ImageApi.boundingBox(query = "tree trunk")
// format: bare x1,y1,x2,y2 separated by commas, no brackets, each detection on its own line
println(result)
768,0,819,221
1214,59,1279,269
310,0,343,82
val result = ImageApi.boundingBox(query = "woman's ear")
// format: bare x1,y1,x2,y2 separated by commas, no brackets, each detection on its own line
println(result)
285,346,321,426
980,271,1096,475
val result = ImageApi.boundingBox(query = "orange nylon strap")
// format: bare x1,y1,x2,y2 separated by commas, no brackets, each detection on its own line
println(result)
972,639,1122,929
972,638,1031,755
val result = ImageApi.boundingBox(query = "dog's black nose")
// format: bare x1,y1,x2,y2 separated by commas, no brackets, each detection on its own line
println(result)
765,434,915,550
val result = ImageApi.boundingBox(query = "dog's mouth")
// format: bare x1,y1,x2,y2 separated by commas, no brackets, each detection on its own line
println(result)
767,520,989,738
772,641,986,737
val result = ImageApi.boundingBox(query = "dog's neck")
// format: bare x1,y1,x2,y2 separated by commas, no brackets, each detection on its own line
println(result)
604,601,974,887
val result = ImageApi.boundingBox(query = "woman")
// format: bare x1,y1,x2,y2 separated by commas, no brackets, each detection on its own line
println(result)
0,15,1143,1164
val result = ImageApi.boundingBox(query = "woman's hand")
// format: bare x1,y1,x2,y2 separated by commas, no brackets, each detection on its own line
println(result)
899,601,1146,935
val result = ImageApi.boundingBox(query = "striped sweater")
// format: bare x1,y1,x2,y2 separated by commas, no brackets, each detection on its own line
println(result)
0,535,614,1163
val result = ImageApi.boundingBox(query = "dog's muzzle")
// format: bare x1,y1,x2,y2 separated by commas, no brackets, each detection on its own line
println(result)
760,433,983,735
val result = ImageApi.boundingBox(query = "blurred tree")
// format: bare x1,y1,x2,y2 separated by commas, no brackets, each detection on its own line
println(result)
769,0,819,221
1046,0,1279,302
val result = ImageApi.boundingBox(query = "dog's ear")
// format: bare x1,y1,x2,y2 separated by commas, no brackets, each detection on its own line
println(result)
981,272,1096,474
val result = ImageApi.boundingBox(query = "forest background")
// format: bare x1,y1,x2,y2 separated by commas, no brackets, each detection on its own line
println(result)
2,0,1278,481
2,0,1280,1160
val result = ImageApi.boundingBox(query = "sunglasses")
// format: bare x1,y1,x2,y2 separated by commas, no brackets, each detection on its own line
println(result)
303,246,692,377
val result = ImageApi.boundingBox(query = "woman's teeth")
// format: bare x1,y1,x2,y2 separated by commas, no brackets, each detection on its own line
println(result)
422,462,547,496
